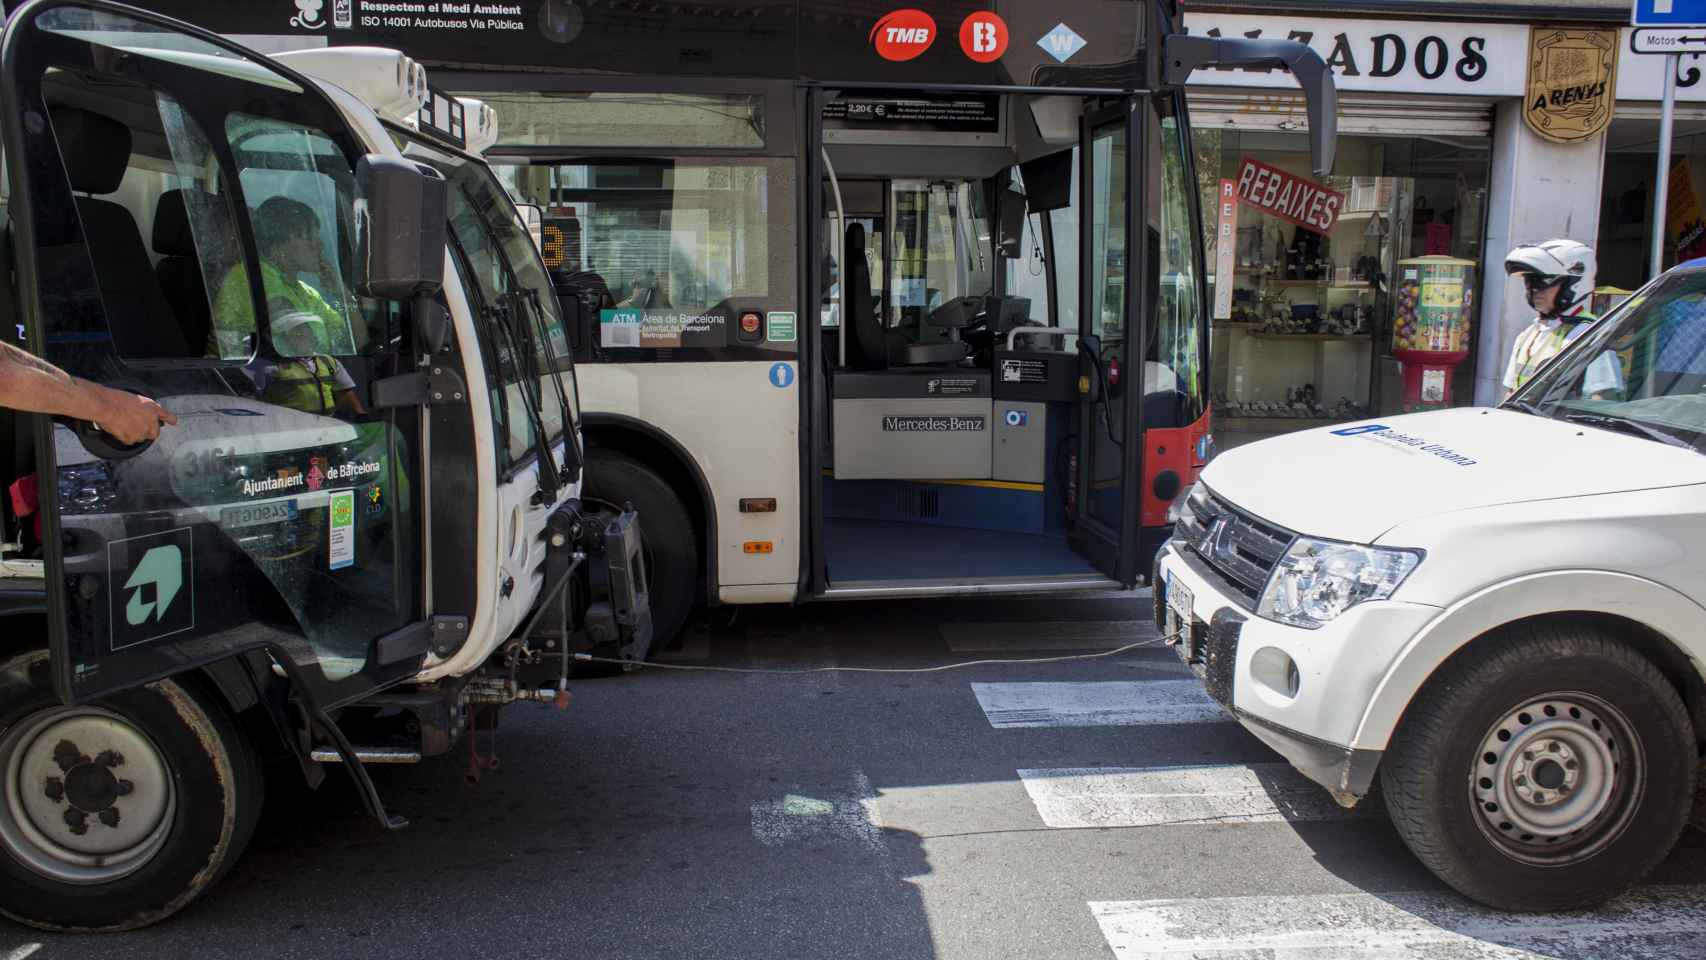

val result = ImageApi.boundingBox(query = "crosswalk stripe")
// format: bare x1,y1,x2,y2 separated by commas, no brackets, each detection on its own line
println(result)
941,620,1158,652
1017,764,1371,828
1090,885,1706,958
972,681,1228,728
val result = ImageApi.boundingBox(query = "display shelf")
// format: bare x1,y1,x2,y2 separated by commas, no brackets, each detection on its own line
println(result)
1244,331,1371,342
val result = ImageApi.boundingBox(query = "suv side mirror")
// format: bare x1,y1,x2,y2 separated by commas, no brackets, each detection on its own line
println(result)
355,155,449,349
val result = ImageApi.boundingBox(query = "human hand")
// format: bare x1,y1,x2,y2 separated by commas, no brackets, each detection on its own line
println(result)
89,384,177,444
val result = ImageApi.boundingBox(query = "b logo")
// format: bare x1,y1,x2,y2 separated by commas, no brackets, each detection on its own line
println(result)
871,9,936,62
959,12,1008,63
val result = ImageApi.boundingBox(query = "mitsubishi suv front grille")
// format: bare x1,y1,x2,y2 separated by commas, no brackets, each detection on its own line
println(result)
1173,487,1294,605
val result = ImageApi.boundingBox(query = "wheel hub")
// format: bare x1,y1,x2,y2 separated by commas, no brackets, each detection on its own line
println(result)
1469,693,1642,865
1508,737,1581,806
1,706,175,883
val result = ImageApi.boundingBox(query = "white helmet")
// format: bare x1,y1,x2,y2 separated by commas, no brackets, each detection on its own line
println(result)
272,308,328,357
1504,239,1596,318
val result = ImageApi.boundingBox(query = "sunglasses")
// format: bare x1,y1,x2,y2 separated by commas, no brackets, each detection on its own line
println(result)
1521,274,1564,292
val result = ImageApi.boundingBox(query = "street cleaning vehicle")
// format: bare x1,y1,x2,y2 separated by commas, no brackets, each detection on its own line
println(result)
0,0,649,931
1156,258,1706,911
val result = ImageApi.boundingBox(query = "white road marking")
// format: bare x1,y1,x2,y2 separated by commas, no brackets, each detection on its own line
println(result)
750,770,883,855
942,620,1159,652
3,946,42,960
1091,886,1706,958
1018,764,1370,828
972,681,1227,728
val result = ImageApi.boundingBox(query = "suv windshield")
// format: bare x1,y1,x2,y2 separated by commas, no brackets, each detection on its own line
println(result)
1514,267,1706,452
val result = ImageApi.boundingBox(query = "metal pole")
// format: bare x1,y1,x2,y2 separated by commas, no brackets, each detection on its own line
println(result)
1653,52,1680,280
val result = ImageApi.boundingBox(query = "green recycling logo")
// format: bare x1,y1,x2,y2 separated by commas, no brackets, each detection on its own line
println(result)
124,546,183,626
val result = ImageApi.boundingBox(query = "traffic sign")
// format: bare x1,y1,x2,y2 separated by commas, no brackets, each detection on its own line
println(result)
1632,27,1706,52
1633,1,1706,27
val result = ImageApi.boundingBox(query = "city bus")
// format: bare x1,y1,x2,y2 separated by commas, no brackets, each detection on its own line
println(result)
439,2,1338,642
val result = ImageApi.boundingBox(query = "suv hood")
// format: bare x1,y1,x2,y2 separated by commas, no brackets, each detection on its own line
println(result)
1200,408,1706,544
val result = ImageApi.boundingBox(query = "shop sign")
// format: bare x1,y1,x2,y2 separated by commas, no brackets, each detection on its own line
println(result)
1180,15,1526,96
1232,158,1343,236
1213,179,1240,320
1183,13,1706,103
1524,28,1619,144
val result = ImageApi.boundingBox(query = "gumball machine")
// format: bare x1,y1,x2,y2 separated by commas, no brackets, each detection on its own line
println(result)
1392,256,1477,412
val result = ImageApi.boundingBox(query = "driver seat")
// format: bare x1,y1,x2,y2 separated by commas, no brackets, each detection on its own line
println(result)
843,222,970,369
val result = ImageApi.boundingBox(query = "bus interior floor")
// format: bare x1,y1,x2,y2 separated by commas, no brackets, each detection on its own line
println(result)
822,517,1098,584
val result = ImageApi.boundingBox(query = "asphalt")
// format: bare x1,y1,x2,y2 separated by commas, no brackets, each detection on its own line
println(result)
4,593,1706,959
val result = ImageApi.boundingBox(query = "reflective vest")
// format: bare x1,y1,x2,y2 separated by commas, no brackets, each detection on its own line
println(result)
262,356,340,415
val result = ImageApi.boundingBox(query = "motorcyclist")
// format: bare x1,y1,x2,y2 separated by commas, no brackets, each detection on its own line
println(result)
1501,239,1621,400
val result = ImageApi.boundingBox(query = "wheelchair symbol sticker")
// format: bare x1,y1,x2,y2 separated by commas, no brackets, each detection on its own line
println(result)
769,362,794,389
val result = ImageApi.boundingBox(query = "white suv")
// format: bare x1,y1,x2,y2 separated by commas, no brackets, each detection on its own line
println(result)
1156,262,1706,911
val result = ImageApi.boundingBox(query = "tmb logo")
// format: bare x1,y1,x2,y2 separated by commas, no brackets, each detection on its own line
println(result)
872,9,937,62
960,12,1008,63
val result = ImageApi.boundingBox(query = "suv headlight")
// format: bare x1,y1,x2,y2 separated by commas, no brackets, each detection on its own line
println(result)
1257,538,1422,629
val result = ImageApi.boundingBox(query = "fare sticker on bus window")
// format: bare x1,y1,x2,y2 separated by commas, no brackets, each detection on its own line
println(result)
600,308,731,349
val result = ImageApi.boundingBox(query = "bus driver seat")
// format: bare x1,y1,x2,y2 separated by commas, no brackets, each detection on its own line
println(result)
844,221,968,371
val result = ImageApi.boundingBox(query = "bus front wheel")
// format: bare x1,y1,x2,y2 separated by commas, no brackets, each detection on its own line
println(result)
582,448,699,659
0,651,262,932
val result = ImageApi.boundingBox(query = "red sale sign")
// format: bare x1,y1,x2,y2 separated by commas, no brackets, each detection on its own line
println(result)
1233,157,1343,235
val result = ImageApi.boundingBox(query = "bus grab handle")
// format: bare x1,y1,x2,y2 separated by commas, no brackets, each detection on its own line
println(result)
1005,326,1076,352
1161,34,1337,177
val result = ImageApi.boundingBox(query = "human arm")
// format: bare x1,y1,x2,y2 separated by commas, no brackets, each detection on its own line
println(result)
327,357,367,417
0,340,177,443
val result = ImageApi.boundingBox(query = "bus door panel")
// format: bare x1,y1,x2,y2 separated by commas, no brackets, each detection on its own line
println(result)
2,4,432,705
1068,102,1146,585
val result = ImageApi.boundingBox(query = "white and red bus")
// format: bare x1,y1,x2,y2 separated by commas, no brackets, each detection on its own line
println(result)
443,2,1337,643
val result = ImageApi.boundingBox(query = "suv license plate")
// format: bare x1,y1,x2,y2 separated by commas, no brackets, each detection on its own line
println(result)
221,500,298,529
1166,573,1193,638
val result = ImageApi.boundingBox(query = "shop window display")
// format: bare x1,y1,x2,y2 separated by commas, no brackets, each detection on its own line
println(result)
1196,130,1489,449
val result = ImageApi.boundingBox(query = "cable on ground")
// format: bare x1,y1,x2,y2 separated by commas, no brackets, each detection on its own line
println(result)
569,628,1185,675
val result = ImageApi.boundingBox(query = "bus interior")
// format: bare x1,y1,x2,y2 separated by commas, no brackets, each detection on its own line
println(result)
478,80,1210,598
813,88,1205,593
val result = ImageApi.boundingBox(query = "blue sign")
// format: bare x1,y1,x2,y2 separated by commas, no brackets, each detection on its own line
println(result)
769,362,795,389
1331,424,1389,436
1634,1,1706,27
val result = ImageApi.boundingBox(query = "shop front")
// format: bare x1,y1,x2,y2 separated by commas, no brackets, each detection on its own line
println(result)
1182,7,1706,443
1181,13,1513,448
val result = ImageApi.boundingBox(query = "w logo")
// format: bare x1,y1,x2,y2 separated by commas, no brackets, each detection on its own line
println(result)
1037,23,1086,63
